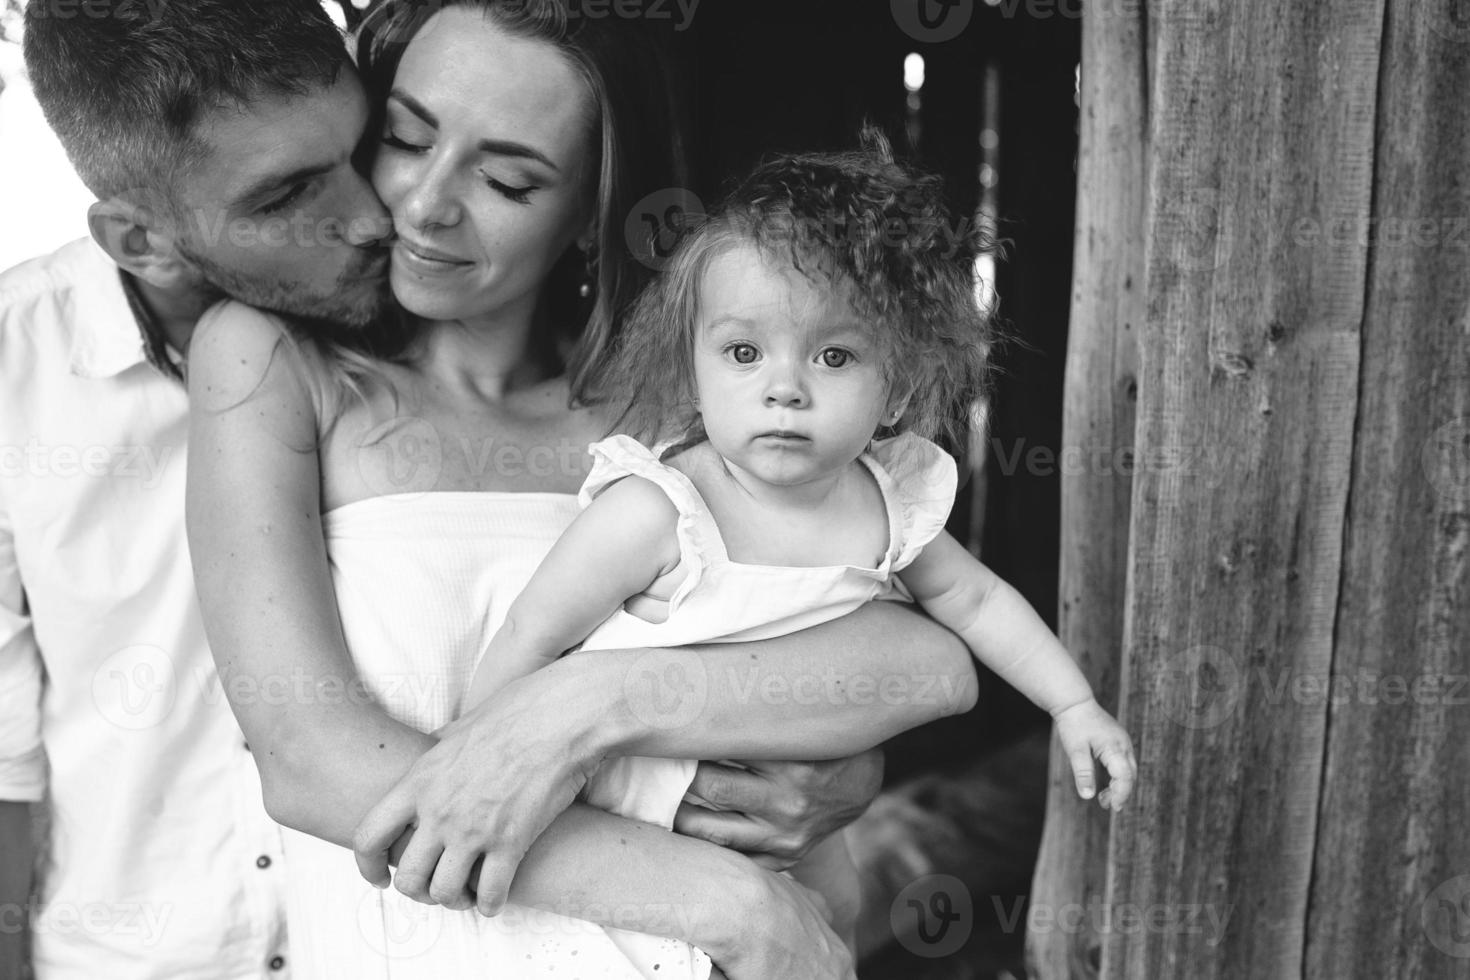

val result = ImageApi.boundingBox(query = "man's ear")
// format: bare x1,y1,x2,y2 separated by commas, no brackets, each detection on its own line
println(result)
87,197,204,292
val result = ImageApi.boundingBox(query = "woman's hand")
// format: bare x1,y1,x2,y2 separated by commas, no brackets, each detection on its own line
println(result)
673,750,884,870
711,870,856,980
1053,697,1137,810
353,672,601,913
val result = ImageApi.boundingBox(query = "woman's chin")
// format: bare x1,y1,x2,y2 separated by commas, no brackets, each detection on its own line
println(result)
390,268,476,322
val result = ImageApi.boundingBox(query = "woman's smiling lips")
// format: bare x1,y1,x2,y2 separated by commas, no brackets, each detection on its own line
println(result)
395,237,473,272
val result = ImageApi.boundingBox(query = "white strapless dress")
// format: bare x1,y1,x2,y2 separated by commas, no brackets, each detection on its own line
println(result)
280,491,711,979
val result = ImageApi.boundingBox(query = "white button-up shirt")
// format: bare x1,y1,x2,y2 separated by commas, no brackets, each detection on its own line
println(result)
0,239,289,979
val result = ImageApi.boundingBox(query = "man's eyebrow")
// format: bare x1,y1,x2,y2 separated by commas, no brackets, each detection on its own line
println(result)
388,88,560,173
232,160,336,211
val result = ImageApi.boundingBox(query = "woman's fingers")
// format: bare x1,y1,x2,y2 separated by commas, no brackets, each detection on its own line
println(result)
391,831,446,905
473,849,524,918
428,847,480,910
353,785,419,887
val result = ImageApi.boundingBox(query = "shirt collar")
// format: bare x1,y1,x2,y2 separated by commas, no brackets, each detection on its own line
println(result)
67,239,181,381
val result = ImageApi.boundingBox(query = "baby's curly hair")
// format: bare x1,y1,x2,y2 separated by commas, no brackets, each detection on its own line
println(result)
596,126,996,448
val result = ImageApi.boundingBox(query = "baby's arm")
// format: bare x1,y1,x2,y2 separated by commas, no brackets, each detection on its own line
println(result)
463,475,682,709
898,532,1137,809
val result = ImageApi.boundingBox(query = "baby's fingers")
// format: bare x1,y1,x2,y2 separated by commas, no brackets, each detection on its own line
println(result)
1099,741,1137,810
1067,746,1097,801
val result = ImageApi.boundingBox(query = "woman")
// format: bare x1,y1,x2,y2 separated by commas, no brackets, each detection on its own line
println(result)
186,2,975,977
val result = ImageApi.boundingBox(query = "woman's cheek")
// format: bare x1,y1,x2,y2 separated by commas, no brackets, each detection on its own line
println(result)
370,153,415,215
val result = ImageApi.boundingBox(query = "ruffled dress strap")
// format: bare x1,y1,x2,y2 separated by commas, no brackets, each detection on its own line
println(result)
579,435,727,613
864,432,959,572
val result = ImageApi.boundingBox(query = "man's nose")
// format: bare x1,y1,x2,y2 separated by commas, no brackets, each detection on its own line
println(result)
342,174,393,247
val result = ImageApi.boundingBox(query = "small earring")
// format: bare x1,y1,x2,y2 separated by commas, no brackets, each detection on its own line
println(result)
578,245,597,299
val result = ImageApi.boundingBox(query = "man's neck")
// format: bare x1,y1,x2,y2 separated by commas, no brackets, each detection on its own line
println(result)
126,274,220,359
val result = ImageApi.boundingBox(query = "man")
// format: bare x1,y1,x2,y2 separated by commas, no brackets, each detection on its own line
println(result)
1,1,389,975
2,0,973,974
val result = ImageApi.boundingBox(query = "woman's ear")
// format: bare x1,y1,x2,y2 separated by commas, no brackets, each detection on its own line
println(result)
87,196,206,293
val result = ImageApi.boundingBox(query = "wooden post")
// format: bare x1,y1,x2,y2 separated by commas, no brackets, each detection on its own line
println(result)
1304,4,1470,977
1027,0,1146,974
1026,0,1468,975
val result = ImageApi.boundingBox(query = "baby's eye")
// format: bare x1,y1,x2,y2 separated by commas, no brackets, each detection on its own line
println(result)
726,343,760,365
818,348,854,368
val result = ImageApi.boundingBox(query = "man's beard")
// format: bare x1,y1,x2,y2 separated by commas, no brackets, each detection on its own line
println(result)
176,241,394,332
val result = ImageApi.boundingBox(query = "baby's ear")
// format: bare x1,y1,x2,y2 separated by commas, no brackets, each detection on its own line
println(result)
884,388,914,427
88,194,206,294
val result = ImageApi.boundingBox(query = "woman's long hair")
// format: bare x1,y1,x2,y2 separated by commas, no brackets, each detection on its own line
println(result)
355,0,691,405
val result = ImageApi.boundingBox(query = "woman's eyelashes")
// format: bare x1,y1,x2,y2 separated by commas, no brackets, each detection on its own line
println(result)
381,131,539,204
485,177,538,205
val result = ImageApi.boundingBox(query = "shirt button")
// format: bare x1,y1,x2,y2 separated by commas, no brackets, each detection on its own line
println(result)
269,955,286,970
256,855,272,869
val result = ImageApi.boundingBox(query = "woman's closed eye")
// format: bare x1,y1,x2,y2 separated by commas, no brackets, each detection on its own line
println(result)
382,131,428,154
484,176,538,205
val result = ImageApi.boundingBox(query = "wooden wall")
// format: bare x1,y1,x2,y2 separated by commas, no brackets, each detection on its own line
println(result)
1030,0,1470,977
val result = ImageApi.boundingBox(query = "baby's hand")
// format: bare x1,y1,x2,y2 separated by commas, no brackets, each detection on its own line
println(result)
1053,698,1137,811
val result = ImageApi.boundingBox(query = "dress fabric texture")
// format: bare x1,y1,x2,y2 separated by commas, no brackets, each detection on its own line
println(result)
281,492,711,979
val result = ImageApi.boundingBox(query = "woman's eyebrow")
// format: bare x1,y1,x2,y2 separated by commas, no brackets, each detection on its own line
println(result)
387,89,559,173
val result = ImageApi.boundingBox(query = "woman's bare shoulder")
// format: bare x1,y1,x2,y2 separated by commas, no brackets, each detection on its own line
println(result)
187,301,323,417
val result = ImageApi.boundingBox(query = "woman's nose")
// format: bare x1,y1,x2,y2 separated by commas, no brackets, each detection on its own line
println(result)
401,158,462,231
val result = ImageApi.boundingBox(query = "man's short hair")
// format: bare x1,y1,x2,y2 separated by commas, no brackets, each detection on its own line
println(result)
23,0,350,203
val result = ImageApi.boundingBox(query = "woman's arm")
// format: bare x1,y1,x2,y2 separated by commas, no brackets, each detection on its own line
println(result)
355,599,975,910
185,305,436,843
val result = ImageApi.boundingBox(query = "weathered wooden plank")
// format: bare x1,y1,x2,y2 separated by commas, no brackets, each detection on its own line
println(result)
1026,0,1147,974
1104,0,1383,976
1304,3,1470,977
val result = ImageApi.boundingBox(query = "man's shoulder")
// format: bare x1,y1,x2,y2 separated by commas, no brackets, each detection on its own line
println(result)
0,238,119,342
0,237,109,301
